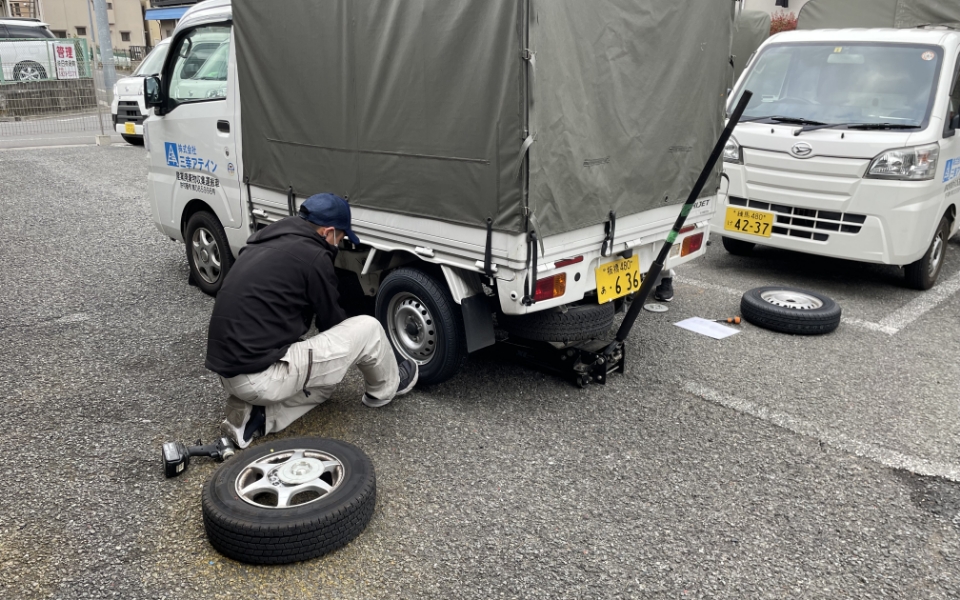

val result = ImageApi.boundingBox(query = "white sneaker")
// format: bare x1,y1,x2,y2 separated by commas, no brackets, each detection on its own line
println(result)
219,405,265,449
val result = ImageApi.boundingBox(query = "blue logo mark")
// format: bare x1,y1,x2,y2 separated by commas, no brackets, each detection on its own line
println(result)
165,142,179,167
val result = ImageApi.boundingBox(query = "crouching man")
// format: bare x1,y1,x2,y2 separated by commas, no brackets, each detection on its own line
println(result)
205,193,418,448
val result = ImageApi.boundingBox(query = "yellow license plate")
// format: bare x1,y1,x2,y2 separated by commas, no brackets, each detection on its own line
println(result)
724,207,774,237
124,122,136,134
595,256,641,304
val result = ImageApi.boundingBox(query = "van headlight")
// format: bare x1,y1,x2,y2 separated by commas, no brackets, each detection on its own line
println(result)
865,143,939,181
723,138,742,164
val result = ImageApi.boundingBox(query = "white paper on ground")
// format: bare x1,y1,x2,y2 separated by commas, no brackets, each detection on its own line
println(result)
674,317,740,340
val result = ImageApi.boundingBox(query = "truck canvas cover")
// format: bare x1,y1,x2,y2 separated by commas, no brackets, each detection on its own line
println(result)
799,0,960,30
733,10,771,81
234,0,732,238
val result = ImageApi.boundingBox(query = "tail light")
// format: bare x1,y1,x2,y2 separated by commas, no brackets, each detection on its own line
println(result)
681,232,704,257
534,273,567,302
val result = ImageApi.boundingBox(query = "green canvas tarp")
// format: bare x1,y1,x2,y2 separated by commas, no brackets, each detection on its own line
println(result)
733,10,770,81
234,0,733,238
798,0,960,30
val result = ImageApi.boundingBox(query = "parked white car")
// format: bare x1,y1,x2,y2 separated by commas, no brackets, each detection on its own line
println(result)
112,39,171,144
0,18,57,82
718,28,960,289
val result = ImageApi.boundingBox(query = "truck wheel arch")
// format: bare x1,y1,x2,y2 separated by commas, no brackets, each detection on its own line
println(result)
180,199,219,236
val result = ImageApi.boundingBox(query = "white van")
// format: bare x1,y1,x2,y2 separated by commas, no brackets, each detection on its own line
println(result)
112,39,171,144
718,28,960,289
143,0,731,384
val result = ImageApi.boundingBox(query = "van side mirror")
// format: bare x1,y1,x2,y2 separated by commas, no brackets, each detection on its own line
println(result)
144,76,162,108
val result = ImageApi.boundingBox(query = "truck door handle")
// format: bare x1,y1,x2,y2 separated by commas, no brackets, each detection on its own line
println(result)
217,120,230,133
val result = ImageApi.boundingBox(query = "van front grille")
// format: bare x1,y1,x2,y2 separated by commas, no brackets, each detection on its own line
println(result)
728,196,865,242
116,101,143,124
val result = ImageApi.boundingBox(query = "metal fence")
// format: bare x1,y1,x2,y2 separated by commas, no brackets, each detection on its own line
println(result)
0,37,116,137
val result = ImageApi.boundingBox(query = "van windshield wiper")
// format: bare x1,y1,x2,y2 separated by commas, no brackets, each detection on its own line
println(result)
769,116,827,126
845,123,922,130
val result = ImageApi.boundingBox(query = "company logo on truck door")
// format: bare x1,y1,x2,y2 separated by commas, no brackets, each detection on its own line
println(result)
165,142,218,173
943,157,960,183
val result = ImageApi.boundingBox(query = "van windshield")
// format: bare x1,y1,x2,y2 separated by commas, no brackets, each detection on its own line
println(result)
730,43,943,128
133,43,170,77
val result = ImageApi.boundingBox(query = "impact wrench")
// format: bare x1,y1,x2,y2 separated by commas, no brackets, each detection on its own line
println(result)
162,437,236,478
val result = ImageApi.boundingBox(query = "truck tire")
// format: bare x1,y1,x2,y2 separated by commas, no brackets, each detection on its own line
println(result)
904,215,949,291
498,302,615,342
121,134,144,146
185,211,234,297
202,438,376,565
376,267,467,385
740,286,841,335
721,236,756,256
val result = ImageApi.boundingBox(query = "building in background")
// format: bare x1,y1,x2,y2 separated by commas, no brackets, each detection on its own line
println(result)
143,0,198,45
1,0,147,54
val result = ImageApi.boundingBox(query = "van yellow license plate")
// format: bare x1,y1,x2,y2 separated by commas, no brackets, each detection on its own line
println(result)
595,256,641,304
724,207,774,238
124,122,136,134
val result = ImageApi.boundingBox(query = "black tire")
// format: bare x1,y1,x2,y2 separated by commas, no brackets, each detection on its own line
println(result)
722,236,756,256
184,211,234,296
202,437,376,565
498,302,615,342
376,267,467,385
121,134,144,145
904,215,949,291
13,61,46,82
741,286,841,335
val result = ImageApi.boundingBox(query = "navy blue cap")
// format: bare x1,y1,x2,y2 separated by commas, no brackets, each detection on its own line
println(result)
298,193,360,245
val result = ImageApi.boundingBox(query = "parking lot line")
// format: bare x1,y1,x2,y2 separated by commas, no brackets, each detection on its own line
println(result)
877,269,960,333
682,380,960,482
676,271,960,336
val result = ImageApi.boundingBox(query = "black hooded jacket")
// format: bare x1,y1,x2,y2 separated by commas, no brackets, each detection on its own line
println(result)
205,216,347,378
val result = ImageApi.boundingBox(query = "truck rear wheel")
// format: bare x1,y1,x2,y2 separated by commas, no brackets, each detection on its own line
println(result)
498,302,615,342
376,267,467,385
904,215,949,291
185,211,234,297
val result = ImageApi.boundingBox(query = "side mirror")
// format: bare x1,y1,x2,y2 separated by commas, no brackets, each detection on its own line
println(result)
144,76,162,108
945,113,960,139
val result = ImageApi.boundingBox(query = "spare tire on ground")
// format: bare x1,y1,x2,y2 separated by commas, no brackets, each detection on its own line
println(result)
740,286,841,335
202,437,376,565
498,301,615,342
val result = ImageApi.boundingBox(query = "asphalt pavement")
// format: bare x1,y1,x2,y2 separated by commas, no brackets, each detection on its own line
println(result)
1,145,959,599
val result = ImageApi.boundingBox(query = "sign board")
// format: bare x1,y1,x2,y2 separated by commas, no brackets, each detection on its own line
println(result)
53,42,79,80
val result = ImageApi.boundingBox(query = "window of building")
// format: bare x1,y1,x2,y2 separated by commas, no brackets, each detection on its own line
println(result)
52,30,67,38
76,26,86,36
107,2,112,8
120,31,130,42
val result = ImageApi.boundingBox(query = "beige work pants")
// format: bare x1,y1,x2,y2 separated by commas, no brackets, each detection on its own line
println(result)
220,316,399,435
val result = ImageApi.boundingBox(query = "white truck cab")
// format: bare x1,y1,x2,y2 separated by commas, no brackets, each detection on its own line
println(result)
717,28,960,289
144,0,728,385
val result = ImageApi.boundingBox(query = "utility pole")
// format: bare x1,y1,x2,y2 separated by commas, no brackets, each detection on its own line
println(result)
91,0,116,99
